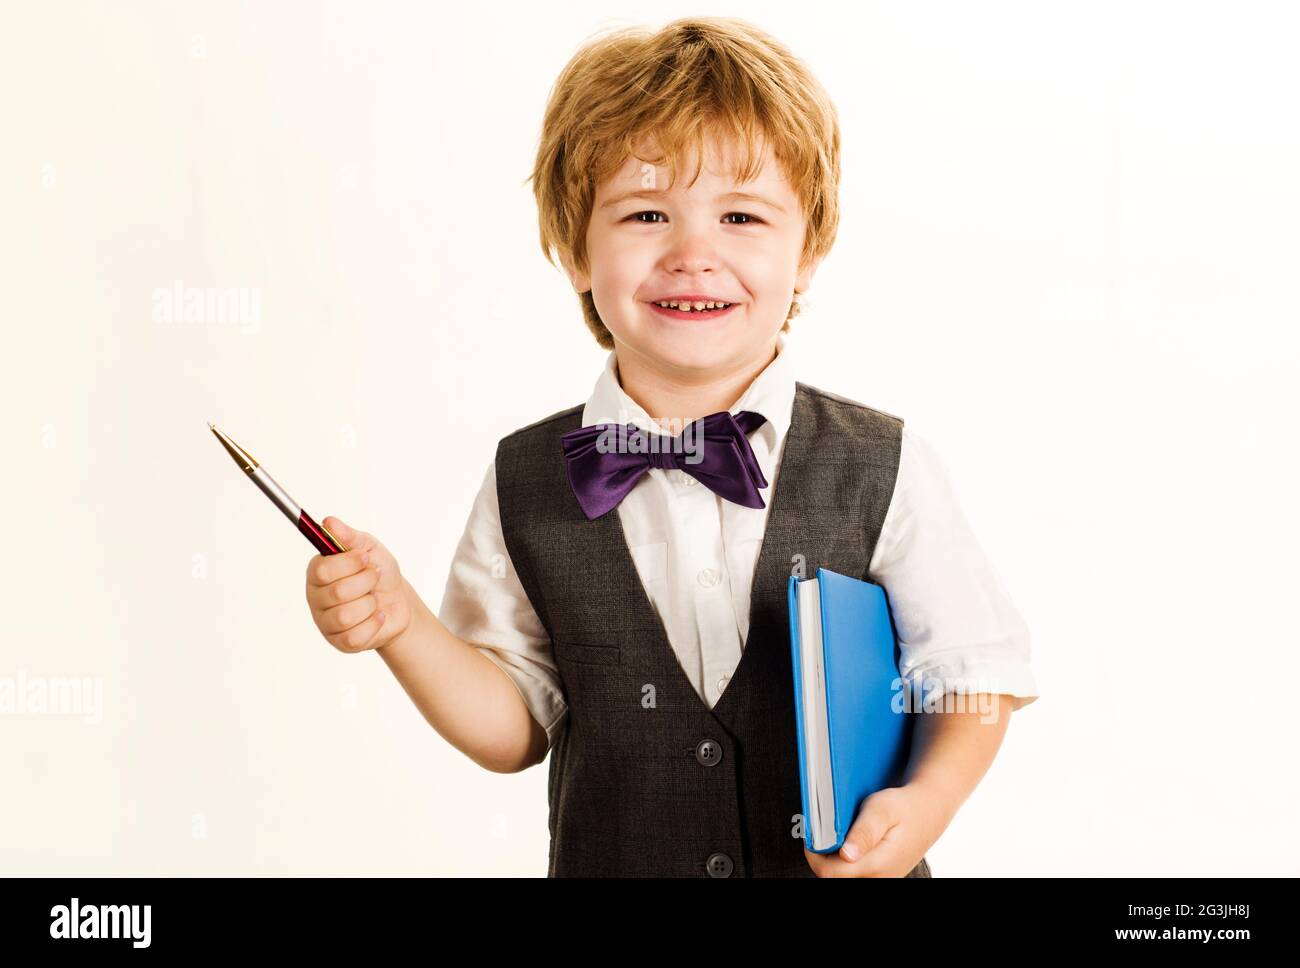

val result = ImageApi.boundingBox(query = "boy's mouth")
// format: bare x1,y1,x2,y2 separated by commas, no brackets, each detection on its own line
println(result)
646,298,739,321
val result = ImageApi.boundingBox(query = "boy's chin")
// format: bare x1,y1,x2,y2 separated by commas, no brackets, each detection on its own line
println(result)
623,328,756,373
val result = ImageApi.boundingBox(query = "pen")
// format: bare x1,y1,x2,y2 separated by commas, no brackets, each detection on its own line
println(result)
208,422,348,555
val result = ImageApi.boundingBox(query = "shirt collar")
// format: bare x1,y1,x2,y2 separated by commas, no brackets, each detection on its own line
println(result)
581,333,797,447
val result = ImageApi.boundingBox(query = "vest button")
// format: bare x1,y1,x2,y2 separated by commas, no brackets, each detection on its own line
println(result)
694,739,723,766
705,851,734,877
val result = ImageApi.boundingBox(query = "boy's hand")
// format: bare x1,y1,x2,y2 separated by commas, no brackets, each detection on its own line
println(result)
804,783,952,877
305,516,413,654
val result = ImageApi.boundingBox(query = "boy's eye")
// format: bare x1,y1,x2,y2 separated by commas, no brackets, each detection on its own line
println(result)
625,211,764,225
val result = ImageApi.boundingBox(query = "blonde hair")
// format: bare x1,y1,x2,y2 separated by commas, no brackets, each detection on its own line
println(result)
527,17,842,349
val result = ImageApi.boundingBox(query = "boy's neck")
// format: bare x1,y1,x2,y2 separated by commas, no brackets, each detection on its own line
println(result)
612,339,779,431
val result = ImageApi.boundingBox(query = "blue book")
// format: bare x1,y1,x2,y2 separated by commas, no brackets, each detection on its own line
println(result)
787,567,915,854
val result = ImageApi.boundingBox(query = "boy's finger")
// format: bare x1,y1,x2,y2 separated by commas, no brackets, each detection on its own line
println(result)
333,606,386,653
306,544,372,587
305,564,377,610
322,594,377,635
322,515,353,541
323,516,375,553
840,795,892,862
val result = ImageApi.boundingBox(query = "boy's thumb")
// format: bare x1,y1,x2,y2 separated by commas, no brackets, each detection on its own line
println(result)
323,516,355,543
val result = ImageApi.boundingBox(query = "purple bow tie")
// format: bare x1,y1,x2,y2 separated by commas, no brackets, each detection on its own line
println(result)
561,410,770,520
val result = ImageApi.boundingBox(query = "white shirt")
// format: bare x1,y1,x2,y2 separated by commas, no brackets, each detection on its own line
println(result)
438,336,1040,754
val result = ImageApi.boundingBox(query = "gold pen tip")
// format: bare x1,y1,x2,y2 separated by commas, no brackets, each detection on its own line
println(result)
208,422,259,470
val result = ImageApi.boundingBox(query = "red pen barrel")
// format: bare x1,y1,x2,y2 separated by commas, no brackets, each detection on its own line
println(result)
209,423,350,557
298,510,347,555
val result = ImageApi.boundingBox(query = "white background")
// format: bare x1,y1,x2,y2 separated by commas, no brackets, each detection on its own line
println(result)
3,0,1297,875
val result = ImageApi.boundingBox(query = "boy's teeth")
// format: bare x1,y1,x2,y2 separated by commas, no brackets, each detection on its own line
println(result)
654,300,732,311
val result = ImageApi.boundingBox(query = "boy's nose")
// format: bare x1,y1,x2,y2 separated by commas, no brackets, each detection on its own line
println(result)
662,235,721,272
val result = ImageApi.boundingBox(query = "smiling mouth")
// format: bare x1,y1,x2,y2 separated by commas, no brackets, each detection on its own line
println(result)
647,300,739,320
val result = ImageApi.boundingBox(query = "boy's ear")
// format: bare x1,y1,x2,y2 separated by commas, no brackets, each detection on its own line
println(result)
795,253,825,293
557,248,592,295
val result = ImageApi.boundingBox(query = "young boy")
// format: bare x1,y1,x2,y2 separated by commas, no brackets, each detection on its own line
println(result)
305,17,1039,878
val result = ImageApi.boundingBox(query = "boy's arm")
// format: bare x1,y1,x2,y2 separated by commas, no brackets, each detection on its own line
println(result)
375,577,549,774
377,459,565,774
808,426,1039,873
900,692,1014,816
817,692,1015,873
872,426,1041,716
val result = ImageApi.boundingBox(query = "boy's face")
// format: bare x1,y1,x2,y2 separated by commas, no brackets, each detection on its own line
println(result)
563,132,821,379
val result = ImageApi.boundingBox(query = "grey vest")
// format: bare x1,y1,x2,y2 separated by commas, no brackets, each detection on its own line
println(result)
495,382,933,878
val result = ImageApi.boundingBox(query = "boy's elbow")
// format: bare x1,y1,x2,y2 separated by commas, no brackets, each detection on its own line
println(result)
475,713,550,774
518,714,551,771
